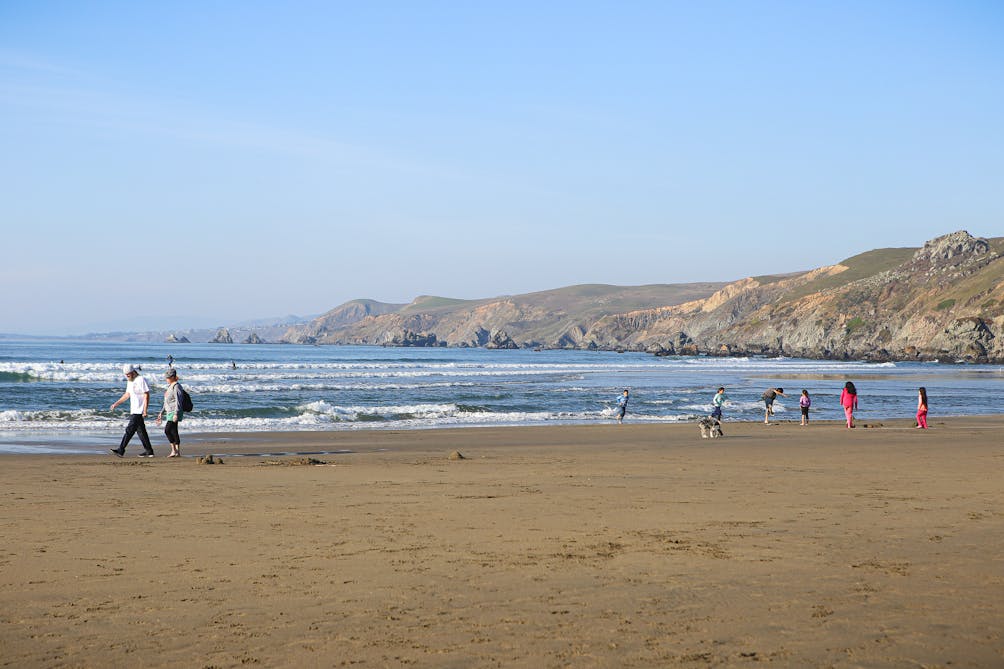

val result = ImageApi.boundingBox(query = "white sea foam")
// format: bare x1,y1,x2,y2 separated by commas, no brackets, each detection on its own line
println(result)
191,381,476,394
0,403,697,434
0,357,900,391
0,408,104,423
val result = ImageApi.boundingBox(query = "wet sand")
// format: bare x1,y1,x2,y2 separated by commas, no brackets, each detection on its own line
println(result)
2,417,1002,667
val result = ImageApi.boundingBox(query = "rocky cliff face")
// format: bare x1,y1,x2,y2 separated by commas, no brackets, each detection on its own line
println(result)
584,231,1003,362
283,300,406,344
282,284,726,348
280,231,1004,362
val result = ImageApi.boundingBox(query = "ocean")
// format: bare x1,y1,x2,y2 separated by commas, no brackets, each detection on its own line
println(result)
2,340,1003,454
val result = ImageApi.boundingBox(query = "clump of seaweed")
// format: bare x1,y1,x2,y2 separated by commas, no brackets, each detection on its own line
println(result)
261,457,330,466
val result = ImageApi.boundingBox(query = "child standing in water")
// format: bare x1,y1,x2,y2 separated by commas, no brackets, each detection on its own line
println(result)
616,389,629,424
799,389,811,426
916,387,928,429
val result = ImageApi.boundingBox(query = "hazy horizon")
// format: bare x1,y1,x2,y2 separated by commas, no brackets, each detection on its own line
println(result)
0,229,996,337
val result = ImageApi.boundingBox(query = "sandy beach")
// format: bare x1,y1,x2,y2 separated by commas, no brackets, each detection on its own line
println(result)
2,417,1002,668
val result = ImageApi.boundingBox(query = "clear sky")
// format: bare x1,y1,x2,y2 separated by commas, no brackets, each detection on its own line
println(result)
2,1,1002,335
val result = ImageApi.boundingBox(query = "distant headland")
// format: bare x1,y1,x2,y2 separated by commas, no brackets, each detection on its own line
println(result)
281,230,1004,363
17,231,1002,364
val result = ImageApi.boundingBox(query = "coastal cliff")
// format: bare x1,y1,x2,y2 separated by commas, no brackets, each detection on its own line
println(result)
282,284,727,348
284,299,406,344
587,231,1004,362
282,231,1004,362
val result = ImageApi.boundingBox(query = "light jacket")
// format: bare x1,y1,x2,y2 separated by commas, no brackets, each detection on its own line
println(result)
163,382,184,421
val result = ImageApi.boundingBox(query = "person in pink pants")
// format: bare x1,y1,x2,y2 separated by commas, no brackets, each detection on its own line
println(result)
916,387,929,429
839,381,858,428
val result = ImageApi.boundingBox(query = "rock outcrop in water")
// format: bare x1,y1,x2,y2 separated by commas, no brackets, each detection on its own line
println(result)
210,328,233,344
382,330,443,347
280,231,1004,362
484,329,519,350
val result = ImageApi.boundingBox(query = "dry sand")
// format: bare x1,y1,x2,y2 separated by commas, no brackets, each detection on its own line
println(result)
2,418,1002,668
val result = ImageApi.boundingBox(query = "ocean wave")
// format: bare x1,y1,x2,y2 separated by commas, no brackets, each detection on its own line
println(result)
297,401,461,422
0,371,36,382
0,357,900,388
0,403,700,434
675,357,897,371
0,408,105,423
190,381,477,394
147,369,610,383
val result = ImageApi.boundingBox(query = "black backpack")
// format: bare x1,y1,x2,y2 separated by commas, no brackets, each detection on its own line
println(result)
177,384,194,412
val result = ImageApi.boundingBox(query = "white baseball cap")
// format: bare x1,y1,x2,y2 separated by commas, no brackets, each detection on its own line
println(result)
122,364,137,375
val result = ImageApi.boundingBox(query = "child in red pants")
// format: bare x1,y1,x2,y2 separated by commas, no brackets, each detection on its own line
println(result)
916,387,928,429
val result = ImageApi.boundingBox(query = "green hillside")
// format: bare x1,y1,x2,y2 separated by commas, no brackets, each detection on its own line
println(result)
399,296,481,315
781,246,918,303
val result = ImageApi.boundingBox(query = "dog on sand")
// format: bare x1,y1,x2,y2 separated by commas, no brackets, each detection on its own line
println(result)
698,416,724,438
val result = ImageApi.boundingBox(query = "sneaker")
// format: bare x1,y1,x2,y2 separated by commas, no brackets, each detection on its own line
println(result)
137,452,155,458
109,449,124,458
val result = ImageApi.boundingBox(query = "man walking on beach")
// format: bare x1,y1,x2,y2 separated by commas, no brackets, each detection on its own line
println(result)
109,364,155,457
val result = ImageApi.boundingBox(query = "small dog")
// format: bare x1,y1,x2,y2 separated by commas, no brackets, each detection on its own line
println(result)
698,416,724,438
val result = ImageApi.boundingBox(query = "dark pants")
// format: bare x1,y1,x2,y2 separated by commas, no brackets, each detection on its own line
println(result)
119,414,153,453
164,421,180,445
711,406,722,420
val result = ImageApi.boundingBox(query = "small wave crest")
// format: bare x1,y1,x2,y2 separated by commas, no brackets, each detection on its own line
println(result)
0,408,105,423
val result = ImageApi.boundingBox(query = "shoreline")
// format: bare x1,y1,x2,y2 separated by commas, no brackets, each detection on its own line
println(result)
3,414,1003,458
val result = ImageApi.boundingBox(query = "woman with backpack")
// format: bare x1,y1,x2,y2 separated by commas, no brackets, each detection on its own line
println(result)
156,368,186,457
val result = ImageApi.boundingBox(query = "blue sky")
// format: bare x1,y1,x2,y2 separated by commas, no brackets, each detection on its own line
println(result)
2,1,1002,335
